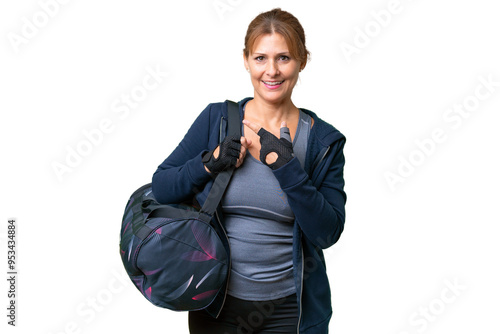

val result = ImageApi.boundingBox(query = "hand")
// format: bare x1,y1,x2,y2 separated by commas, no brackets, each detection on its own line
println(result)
235,136,252,168
203,135,252,174
242,120,294,170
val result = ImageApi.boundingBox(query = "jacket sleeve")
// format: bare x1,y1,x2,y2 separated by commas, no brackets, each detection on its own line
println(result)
272,137,346,249
151,104,214,204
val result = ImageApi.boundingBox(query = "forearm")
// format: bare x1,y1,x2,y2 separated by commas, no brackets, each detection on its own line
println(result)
151,104,215,204
152,151,212,204
273,142,346,248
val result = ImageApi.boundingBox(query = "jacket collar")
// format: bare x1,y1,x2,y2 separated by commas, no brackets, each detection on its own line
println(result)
236,97,344,147
235,97,345,177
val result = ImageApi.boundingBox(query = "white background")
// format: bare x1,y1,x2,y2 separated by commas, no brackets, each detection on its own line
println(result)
1,0,499,333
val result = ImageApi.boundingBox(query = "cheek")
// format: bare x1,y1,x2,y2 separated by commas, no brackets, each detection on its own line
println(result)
251,72,264,83
283,65,300,79
285,71,300,84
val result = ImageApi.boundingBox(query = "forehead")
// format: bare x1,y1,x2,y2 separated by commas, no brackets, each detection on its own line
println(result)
251,33,290,54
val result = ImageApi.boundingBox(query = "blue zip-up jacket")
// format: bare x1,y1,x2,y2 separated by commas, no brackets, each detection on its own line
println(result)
152,97,346,333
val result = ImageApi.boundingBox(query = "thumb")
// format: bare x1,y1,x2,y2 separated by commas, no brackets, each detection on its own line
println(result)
280,122,291,143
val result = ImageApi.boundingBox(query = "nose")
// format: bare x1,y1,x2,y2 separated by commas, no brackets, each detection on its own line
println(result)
266,60,279,77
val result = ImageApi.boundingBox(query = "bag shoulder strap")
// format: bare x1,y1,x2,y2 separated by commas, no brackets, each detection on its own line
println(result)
225,99,241,139
200,100,240,217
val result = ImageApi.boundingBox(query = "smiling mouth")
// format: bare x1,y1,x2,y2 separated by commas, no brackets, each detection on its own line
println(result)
262,80,284,86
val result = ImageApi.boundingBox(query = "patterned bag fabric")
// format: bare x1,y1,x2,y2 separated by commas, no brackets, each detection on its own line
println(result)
119,100,239,312
119,184,229,310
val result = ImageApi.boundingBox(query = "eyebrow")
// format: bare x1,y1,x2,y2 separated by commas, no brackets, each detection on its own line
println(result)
253,51,290,55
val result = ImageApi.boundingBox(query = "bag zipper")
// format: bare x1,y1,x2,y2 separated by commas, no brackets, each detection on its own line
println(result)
214,208,231,318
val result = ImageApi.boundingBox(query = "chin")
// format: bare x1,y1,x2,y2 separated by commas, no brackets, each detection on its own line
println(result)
261,90,291,103
253,87,290,104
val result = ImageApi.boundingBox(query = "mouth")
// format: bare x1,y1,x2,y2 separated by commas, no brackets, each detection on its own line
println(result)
262,80,284,89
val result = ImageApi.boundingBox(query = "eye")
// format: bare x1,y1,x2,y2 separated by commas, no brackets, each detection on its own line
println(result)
255,56,264,61
278,55,290,61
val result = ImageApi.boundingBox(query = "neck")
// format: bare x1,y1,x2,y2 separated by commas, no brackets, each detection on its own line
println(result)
248,95,298,127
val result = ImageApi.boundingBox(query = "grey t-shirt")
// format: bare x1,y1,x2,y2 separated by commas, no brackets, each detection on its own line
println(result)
221,107,311,301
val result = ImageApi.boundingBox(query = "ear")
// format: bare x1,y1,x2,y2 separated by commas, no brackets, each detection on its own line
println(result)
243,53,249,71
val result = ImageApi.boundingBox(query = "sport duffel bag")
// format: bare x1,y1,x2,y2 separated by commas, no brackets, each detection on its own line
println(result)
119,100,239,312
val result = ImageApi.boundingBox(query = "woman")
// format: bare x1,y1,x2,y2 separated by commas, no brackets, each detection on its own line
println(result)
152,8,346,334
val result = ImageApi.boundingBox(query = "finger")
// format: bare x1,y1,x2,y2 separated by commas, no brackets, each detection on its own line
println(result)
236,159,246,168
227,137,242,156
280,125,292,143
240,136,252,148
239,140,247,158
242,120,262,135
213,146,220,159
236,145,247,168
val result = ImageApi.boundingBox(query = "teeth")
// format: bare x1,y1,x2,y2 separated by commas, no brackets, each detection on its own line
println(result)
263,81,284,85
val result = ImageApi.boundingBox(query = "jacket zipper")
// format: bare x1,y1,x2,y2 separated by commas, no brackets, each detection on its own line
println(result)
297,247,304,333
297,144,331,333
311,146,331,174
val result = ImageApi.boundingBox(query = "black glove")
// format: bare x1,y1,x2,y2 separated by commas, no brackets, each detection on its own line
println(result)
202,135,241,175
258,126,294,170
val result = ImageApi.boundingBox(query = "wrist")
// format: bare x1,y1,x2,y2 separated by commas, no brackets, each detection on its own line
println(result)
202,149,218,176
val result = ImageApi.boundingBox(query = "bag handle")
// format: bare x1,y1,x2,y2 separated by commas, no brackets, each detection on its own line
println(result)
199,100,240,217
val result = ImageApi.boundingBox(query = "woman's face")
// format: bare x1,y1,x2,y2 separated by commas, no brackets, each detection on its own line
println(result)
244,33,302,106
